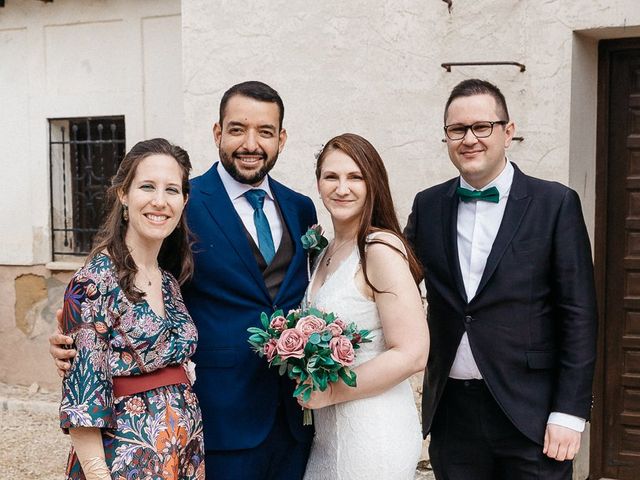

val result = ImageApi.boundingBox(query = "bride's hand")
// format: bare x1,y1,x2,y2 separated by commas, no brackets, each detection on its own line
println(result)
297,384,334,409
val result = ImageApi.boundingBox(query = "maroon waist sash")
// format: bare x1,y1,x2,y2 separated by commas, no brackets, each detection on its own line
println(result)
113,364,188,397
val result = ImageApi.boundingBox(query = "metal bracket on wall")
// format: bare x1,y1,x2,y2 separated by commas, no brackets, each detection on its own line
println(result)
441,61,526,72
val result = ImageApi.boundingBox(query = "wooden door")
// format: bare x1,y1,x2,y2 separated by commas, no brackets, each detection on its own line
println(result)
592,38,640,480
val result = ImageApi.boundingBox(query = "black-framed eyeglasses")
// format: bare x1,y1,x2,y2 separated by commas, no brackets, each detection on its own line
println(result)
444,120,508,141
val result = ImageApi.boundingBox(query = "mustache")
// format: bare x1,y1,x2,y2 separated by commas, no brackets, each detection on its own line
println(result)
233,150,266,159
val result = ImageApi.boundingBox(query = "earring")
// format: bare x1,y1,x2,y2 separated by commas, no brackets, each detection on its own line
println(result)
122,204,129,222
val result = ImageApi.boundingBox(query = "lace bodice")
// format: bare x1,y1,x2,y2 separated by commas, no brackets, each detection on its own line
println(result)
304,244,385,366
302,234,422,480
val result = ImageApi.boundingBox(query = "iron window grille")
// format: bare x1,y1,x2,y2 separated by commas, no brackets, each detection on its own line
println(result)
49,116,125,261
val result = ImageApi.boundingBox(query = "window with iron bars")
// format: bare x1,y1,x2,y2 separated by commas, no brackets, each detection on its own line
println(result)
49,116,125,261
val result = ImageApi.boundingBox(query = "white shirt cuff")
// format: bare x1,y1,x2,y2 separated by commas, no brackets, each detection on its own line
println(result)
547,412,586,433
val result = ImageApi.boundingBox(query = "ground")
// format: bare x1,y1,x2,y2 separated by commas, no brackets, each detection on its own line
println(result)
0,382,434,479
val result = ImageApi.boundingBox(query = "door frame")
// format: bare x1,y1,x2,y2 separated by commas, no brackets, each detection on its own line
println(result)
591,36,640,480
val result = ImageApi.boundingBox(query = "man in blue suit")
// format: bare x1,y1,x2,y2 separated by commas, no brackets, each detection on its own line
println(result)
50,81,316,479
184,81,315,479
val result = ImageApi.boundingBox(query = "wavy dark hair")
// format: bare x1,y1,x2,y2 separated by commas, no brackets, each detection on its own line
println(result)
315,133,423,291
88,138,194,303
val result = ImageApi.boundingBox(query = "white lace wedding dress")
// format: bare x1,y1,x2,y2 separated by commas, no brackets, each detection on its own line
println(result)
302,239,423,480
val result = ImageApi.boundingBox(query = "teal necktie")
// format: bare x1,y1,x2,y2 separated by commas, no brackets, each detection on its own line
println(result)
244,190,276,264
456,186,500,203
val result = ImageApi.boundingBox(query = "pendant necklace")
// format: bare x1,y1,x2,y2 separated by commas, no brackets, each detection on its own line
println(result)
325,239,354,267
138,264,159,287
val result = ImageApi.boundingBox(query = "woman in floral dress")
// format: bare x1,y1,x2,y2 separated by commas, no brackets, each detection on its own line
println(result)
59,138,204,480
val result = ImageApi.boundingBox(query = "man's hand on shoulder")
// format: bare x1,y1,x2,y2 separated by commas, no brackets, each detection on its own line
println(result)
49,308,76,377
543,423,581,461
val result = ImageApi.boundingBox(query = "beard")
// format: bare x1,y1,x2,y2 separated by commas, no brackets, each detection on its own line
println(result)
219,148,278,185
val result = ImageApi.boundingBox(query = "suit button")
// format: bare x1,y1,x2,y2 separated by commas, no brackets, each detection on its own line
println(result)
273,305,278,311
465,315,473,324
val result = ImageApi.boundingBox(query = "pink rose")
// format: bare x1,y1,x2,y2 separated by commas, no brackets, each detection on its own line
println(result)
326,323,343,337
276,329,307,360
295,315,327,338
333,318,347,331
264,339,278,362
269,315,287,332
330,335,355,366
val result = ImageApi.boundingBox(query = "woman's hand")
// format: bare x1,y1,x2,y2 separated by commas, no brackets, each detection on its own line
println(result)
297,383,334,410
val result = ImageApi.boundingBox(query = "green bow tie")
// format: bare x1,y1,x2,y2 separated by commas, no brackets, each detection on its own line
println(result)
456,186,500,203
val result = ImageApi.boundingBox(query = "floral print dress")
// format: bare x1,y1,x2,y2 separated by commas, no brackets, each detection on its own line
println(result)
60,253,205,479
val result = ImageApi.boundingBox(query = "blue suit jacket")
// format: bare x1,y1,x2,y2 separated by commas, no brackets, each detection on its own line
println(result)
183,163,316,450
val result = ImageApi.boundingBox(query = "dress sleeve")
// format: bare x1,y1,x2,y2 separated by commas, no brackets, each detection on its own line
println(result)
60,273,116,431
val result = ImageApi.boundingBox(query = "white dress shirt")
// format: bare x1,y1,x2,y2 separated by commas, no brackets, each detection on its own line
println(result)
449,160,585,432
217,162,283,251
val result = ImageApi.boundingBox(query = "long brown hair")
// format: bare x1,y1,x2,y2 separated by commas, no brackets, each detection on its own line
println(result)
315,133,423,290
88,138,194,302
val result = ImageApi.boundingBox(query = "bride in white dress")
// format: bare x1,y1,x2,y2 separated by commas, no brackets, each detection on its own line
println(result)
301,133,429,480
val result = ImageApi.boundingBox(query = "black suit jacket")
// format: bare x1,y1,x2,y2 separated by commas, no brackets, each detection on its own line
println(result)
405,163,597,444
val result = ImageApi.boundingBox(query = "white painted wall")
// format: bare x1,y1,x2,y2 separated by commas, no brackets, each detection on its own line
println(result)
0,0,182,265
182,0,640,240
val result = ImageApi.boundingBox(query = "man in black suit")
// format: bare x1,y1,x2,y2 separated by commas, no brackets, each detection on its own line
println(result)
405,79,597,479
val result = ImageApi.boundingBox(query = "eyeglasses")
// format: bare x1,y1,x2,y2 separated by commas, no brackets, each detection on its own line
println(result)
444,120,508,141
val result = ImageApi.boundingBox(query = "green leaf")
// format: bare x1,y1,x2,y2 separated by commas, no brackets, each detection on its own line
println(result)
307,307,324,318
278,363,287,376
302,388,312,403
317,371,328,391
293,382,311,397
260,312,269,329
271,309,284,318
329,371,339,383
309,332,321,345
320,356,336,367
304,342,318,355
270,356,282,366
247,327,266,334
339,368,357,387
321,330,333,342
249,334,266,344
291,365,303,374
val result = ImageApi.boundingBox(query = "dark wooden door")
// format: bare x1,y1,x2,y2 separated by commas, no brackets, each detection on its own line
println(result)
593,38,640,479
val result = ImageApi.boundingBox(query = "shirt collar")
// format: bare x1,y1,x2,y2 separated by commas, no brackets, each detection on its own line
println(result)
459,159,514,200
217,162,274,201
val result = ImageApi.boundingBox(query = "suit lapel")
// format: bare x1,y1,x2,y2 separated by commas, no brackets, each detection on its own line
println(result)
473,164,531,300
271,180,304,305
442,180,468,303
199,164,270,299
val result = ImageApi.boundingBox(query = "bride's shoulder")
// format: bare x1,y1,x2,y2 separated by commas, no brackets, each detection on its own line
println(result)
365,229,407,256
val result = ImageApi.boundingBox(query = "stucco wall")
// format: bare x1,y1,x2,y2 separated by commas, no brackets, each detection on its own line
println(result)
0,0,182,266
182,0,640,236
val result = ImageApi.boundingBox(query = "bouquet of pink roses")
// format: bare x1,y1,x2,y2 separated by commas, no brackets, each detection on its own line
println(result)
247,307,373,425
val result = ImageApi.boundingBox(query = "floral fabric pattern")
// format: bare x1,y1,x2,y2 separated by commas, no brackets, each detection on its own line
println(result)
60,253,204,479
